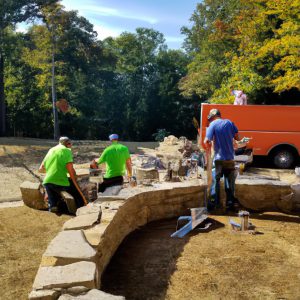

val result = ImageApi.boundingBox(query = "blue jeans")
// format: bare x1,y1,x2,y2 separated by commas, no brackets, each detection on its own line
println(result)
43,183,68,210
44,180,85,211
211,160,237,207
98,176,123,193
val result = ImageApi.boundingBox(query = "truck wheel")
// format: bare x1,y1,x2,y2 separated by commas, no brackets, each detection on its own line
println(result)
272,149,295,169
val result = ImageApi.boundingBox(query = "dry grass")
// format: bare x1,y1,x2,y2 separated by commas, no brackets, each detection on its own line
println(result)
165,214,300,300
103,215,300,300
0,206,71,299
1,138,300,299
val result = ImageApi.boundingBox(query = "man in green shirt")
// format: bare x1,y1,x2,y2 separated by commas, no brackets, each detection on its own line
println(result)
90,134,132,192
39,137,84,212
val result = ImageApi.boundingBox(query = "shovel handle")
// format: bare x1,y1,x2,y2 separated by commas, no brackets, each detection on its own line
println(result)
72,179,88,206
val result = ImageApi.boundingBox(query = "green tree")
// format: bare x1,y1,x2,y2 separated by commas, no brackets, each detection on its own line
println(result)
0,0,57,136
181,0,300,104
156,49,194,137
21,4,106,138
180,0,241,101
110,28,166,140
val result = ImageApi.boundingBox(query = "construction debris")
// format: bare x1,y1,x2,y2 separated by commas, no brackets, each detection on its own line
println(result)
171,207,210,238
133,135,204,184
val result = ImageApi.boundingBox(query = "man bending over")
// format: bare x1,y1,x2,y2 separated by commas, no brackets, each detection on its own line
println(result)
91,134,132,193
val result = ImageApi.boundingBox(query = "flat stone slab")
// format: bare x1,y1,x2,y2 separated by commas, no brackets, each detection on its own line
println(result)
65,286,89,295
76,204,102,217
236,178,291,186
83,223,109,247
95,196,127,202
100,209,118,223
29,289,60,300
63,213,101,230
101,185,122,196
33,261,97,290
58,289,125,299
100,201,125,210
42,230,96,266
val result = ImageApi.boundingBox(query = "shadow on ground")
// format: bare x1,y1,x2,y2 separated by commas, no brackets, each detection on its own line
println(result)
250,212,300,224
101,217,224,300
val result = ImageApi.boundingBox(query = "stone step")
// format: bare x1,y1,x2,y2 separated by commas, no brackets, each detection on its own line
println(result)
33,261,98,290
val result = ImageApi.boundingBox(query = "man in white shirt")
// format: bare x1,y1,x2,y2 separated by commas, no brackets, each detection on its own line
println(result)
230,87,247,105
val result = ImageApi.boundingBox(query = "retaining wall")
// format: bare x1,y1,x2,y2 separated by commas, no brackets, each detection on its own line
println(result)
29,179,206,299
28,176,299,299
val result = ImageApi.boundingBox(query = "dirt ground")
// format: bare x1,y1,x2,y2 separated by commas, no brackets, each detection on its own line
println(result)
102,215,300,300
0,138,300,300
0,206,71,299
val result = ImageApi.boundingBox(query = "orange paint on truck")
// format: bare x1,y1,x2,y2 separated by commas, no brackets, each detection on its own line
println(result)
200,103,300,168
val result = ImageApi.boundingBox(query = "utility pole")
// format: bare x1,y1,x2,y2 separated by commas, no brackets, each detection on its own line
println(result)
51,46,59,140
0,52,5,136
49,18,59,140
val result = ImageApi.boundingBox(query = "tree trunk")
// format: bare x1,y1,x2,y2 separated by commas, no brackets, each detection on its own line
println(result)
51,49,59,140
0,52,5,136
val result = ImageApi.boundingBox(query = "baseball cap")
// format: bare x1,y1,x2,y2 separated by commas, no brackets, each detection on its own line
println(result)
109,134,119,141
207,109,221,121
59,136,71,145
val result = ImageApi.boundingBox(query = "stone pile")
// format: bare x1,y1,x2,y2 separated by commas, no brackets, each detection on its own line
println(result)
133,135,203,183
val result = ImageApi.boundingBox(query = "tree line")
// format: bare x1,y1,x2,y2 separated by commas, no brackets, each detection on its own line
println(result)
1,0,299,140
181,0,300,104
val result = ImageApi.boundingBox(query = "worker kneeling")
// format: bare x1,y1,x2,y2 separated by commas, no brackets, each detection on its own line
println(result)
90,134,133,193
39,137,85,213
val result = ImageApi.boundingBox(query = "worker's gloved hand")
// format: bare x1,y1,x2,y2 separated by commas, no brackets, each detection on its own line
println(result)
129,176,137,187
241,137,251,143
90,159,98,169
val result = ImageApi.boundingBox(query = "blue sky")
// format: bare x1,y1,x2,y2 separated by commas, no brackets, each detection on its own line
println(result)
61,0,199,49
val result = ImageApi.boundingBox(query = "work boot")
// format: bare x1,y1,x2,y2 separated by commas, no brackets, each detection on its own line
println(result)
207,200,222,214
226,201,240,213
49,206,58,213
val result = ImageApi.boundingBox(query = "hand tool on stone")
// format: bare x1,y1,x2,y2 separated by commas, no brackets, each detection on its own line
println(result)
205,145,213,208
71,178,88,206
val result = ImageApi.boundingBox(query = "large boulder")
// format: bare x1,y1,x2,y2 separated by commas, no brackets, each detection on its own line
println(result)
20,181,47,210
234,178,293,212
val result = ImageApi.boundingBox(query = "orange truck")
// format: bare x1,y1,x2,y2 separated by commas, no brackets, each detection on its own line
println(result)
200,103,300,169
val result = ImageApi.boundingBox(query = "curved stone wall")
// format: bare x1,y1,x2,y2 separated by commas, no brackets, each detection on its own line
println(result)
29,179,206,299
28,176,299,299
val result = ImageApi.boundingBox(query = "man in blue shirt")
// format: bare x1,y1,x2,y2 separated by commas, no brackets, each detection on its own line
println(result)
204,109,241,210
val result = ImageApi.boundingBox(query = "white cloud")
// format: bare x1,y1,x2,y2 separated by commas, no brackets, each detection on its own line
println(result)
86,5,158,24
63,2,157,24
93,24,123,40
165,36,183,43
15,23,28,33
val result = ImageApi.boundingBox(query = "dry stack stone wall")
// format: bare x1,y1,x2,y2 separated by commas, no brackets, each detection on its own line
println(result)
29,179,206,300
